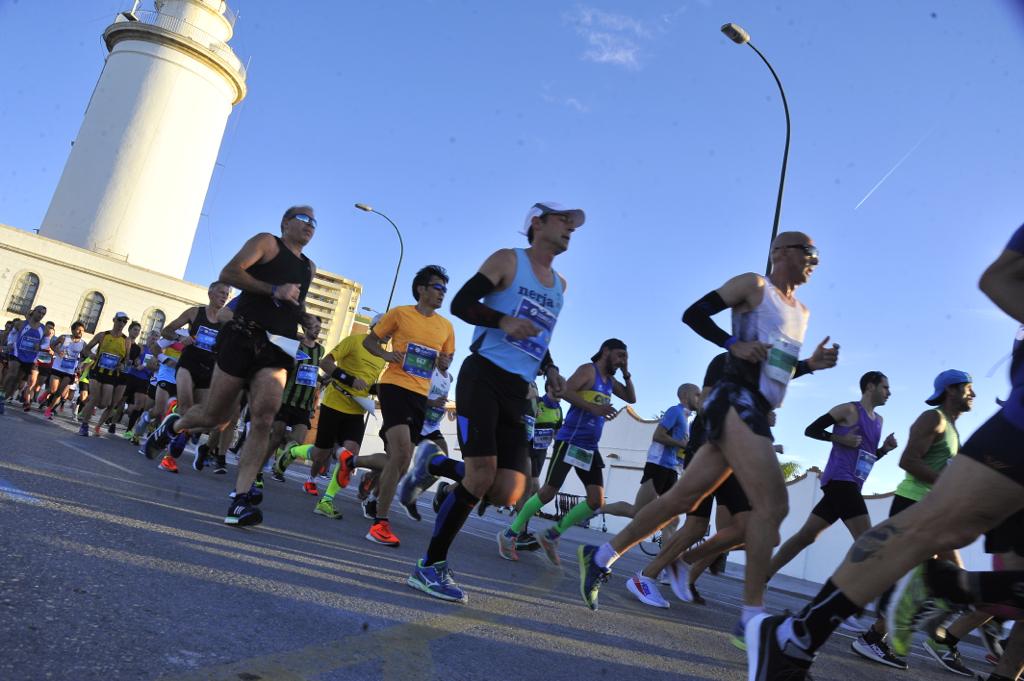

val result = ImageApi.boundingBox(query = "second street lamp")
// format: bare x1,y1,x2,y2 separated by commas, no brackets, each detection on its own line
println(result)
354,203,404,312
721,22,791,276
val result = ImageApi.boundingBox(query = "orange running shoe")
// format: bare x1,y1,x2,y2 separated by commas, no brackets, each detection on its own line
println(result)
302,480,318,495
334,448,355,488
158,455,179,474
366,519,400,546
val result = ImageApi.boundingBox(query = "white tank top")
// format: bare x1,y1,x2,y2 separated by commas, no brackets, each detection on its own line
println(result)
731,280,809,408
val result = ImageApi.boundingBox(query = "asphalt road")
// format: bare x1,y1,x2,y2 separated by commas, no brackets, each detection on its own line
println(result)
0,404,995,681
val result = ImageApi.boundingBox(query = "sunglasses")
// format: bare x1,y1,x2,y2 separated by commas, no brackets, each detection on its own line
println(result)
292,213,317,229
429,283,448,293
781,244,819,259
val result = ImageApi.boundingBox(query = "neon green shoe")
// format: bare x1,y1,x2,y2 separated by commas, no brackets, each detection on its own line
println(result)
314,498,342,519
887,564,928,656
272,440,298,480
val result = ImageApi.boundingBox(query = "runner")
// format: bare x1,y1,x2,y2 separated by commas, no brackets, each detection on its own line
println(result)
146,205,317,525
156,282,230,472
748,224,1024,681
77,312,131,436
26,321,56,410
139,331,185,452
398,201,579,602
262,315,324,490
98,320,141,435
121,330,159,441
576,232,839,623
43,322,88,420
497,339,636,563
273,313,387,515
768,372,897,578
355,265,455,546
0,305,47,415
604,383,699,526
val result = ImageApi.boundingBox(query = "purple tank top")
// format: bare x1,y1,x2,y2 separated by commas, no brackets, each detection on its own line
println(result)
820,402,883,489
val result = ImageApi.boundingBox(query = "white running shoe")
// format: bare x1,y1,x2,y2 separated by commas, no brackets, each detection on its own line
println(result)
626,573,670,608
665,559,694,603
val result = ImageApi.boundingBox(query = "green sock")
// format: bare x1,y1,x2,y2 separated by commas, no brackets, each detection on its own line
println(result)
509,494,544,534
554,500,595,535
323,461,343,501
289,444,313,461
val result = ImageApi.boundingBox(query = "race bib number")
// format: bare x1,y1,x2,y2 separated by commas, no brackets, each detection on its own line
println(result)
504,297,557,361
854,449,877,483
194,325,218,352
563,443,594,472
533,427,554,449
58,357,79,373
764,331,801,385
295,363,318,387
18,334,38,354
523,415,536,442
423,406,445,433
402,343,437,380
37,351,52,364
98,352,119,370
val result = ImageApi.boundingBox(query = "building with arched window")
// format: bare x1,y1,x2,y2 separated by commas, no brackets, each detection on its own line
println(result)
5,271,39,315
142,308,166,336
76,291,106,333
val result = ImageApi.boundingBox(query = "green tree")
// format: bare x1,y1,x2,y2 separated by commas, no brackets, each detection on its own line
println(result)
780,460,802,481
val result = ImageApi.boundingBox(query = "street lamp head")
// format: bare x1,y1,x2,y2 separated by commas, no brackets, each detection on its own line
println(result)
721,22,750,45
354,203,373,212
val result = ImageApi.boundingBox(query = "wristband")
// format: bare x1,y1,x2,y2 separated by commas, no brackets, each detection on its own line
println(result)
723,336,739,349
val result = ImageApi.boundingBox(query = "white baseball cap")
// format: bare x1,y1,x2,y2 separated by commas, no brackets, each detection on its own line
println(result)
522,202,586,232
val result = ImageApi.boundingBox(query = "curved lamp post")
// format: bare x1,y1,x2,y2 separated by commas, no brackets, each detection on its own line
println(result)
721,22,791,275
354,203,404,312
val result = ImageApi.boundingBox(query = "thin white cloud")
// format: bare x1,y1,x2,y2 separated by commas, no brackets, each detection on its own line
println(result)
567,6,650,69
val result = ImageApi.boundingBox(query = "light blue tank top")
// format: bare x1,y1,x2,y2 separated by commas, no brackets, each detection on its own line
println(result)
470,249,564,382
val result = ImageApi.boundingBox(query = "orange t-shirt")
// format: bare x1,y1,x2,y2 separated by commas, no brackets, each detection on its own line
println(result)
373,305,455,396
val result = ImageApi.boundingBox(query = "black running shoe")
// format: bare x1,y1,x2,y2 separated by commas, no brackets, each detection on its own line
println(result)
403,501,422,522
213,454,227,474
143,412,180,459
193,443,209,472
747,614,815,680
107,422,116,435
432,482,450,514
362,497,377,520
690,583,706,605
225,493,263,527
709,551,728,576
515,532,541,552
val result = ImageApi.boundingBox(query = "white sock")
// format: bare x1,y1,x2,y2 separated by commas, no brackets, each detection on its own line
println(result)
594,542,620,569
742,605,766,625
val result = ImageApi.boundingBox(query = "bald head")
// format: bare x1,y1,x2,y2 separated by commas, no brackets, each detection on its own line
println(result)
771,231,811,250
677,383,700,409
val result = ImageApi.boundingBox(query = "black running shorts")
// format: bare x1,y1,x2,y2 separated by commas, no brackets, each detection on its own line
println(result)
961,411,1024,488
214,318,294,382
640,462,679,496
811,480,869,524
529,448,547,478
689,472,752,518
314,404,367,450
454,353,531,476
544,440,604,489
177,346,216,390
274,403,311,429
984,509,1024,557
378,383,426,436
889,494,916,518
702,380,774,443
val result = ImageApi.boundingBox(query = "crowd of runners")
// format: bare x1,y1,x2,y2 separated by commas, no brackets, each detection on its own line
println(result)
2,203,1022,681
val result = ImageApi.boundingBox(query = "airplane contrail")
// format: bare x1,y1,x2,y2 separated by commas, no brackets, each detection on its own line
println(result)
854,126,937,210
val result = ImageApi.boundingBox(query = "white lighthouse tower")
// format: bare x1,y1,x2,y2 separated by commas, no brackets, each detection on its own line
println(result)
39,0,246,279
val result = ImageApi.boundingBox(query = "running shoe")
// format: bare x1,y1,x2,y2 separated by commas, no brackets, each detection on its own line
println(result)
626,573,669,608
271,468,285,483
851,633,908,669
23,402,31,412
402,501,422,522
476,498,491,517
272,441,296,479
302,480,318,496
689,583,706,606
577,544,610,610
730,617,747,651
538,529,561,566
408,560,467,603
224,492,262,526
122,429,134,440
213,454,227,474
887,563,930,656
144,412,180,458
314,499,342,519
432,482,449,514
93,424,102,436
398,440,439,508
168,432,188,459
78,422,89,437
746,614,814,681
44,407,53,420
515,532,540,552
254,472,264,489
362,497,377,520
366,519,399,546
193,443,208,472
922,638,977,676
497,529,519,561
333,447,355,489
107,422,116,434
709,551,728,576
357,470,378,501
980,619,1006,663
665,559,694,603
158,455,179,474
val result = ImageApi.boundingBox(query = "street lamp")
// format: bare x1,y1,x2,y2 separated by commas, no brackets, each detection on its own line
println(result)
721,22,791,276
354,203,404,312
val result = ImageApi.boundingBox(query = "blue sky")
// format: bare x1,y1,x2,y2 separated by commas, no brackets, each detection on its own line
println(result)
2,0,1023,493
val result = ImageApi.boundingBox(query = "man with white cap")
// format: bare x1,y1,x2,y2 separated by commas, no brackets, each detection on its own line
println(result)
399,201,578,603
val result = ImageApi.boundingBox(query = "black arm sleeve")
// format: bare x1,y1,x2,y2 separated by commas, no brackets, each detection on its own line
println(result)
450,272,505,328
805,412,837,442
682,291,733,348
794,359,814,378
331,368,356,387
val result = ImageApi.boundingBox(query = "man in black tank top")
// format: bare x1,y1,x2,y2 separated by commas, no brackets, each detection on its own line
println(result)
145,205,317,527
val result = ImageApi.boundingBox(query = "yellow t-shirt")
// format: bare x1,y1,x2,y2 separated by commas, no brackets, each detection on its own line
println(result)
321,334,387,415
373,306,455,396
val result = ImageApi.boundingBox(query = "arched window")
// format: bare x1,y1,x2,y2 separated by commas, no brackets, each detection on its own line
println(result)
5,272,40,315
77,291,105,333
142,308,166,336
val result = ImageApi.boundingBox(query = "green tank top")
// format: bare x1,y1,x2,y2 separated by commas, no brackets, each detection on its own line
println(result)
536,400,563,429
894,408,959,502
